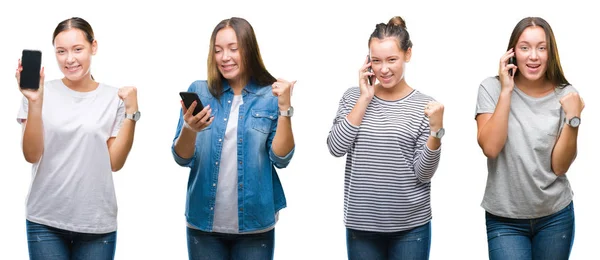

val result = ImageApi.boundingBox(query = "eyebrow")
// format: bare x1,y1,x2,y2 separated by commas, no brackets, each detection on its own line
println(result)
215,42,238,47
517,40,547,45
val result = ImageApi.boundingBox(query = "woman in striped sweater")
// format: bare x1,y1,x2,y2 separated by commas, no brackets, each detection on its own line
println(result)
327,16,444,260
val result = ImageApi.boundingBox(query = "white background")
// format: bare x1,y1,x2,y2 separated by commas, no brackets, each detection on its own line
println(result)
1,0,598,259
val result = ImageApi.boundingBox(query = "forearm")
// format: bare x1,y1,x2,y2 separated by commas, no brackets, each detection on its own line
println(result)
414,144,441,183
108,120,136,171
22,101,44,163
346,97,371,126
271,116,294,156
551,124,579,176
477,92,511,158
173,125,198,159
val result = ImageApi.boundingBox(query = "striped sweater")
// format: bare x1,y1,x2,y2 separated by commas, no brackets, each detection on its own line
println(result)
327,87,442,232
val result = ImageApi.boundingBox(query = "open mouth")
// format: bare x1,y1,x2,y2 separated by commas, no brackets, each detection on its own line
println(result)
221,64,237,72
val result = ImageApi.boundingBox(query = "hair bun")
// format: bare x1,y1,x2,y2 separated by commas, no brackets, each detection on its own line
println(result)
388,16,407,30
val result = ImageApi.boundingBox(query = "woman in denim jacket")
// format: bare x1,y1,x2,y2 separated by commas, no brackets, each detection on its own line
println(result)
171,17,295,260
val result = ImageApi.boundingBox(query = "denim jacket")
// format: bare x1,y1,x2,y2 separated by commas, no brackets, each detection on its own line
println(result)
171,80,294,233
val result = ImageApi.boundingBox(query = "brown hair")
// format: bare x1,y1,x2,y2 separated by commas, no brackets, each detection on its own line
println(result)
506,17,569,88
368,16,412,51
52,17,96,80
207,17,275,98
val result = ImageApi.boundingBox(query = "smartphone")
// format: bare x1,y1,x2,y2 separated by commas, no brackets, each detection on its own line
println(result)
20,50,42,90
179,92,204,116
367,55,373,85
508,56,516,76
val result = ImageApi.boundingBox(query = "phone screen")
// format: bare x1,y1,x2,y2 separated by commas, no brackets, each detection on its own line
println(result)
21,50,42,90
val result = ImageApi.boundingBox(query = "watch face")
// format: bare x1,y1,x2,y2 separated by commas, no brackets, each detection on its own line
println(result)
436,128,445,138
569,117,580,127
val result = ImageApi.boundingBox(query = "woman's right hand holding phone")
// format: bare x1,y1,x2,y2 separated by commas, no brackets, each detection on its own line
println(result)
499,49,517,94
358,55,375,102
16,59,45,102
181,101,213,132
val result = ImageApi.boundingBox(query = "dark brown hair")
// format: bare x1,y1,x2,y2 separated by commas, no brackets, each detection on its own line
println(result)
369,16,412,51
52,17,96,80
207,17,276,98
506,17,569,88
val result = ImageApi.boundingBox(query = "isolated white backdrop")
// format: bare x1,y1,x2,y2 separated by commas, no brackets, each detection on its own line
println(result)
1,0,598,259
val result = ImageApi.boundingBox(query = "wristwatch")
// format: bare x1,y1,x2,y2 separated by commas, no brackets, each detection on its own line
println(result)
126,111,141,122
431,128,445,139
565,116,580,128
278,106,294,117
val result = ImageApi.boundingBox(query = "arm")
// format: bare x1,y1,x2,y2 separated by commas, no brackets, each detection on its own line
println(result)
22,99,44,163
476,90,511,159
326,91,362,157
414,101,444,183
551,92,584,176
327,57,374,157
172,92,214,167
107,87,138,172
269,79,296,168
551,124,578,176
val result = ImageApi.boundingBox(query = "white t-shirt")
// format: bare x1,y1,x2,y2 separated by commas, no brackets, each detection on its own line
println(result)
17,79,125,234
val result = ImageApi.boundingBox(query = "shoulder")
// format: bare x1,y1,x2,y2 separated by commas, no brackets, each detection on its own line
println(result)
555,84,578,97
412,89,436,103
341,86,361,101
480,76,501,90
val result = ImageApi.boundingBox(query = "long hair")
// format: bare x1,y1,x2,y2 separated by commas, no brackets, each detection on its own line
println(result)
207,17,276,98
506,17,569,88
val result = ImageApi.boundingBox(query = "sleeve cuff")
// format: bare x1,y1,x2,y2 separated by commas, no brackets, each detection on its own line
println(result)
270,145,295,169
172,145,194,167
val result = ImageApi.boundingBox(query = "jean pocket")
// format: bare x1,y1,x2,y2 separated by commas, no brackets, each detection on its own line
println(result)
250,109,277,134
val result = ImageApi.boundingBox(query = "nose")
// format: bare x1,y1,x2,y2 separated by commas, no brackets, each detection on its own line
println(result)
530,49,539,60
221,50,231,61
66,52,76,63
380,63,390,73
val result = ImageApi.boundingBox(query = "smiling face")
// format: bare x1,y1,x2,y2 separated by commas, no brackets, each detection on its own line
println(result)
514,26,548,82
369,37,411,89
214,27,245,86
53,28,96,81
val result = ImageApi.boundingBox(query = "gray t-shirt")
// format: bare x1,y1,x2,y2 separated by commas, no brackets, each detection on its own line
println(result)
475,76,576,219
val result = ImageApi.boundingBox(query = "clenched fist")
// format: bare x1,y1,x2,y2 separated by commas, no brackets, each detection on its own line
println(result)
272,78,296,110
118,86,138,114
560,92,584,119
424,101,444,131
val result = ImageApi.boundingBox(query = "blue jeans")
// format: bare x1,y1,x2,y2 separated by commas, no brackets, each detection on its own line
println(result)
486,201,575,260
26,220,117,260
186,227,275,260
346,221,431,260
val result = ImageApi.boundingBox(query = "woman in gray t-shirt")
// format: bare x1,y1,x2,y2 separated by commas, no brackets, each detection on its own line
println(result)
475,17,584,260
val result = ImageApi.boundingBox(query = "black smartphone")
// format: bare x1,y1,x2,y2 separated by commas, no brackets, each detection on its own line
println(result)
20,50,42,90
179,92,204,116
367,55,373,85
508,56,516,76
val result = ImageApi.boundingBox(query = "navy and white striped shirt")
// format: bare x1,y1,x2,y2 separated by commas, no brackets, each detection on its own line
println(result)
327,87,442,232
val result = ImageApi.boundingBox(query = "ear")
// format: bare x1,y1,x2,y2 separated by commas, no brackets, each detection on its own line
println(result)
404,47,412,62
91,40,98,55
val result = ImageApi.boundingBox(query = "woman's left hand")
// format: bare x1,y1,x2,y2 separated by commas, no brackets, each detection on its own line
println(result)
118,86,138,114
272,78,296,109
424,101,444,131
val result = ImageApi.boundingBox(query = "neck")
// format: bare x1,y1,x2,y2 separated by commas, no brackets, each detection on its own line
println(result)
62,75,98,92
514,75,553,97
375,79,412,101
229,77,248,95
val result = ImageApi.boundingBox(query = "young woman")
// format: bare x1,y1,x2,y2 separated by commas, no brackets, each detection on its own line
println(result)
171,17,295,260
327,16,444,260
475,17,582,260
15,17,139,260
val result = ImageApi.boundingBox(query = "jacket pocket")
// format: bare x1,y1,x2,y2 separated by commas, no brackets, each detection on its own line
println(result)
250,109,277,134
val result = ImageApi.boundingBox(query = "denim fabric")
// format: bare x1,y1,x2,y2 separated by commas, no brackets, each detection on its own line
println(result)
172,80,294,233
486,201,575,260
187,227,275,260
26,219,117,260
346,221,431,260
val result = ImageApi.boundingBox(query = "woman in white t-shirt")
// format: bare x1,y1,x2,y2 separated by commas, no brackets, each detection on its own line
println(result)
15,17,140,260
